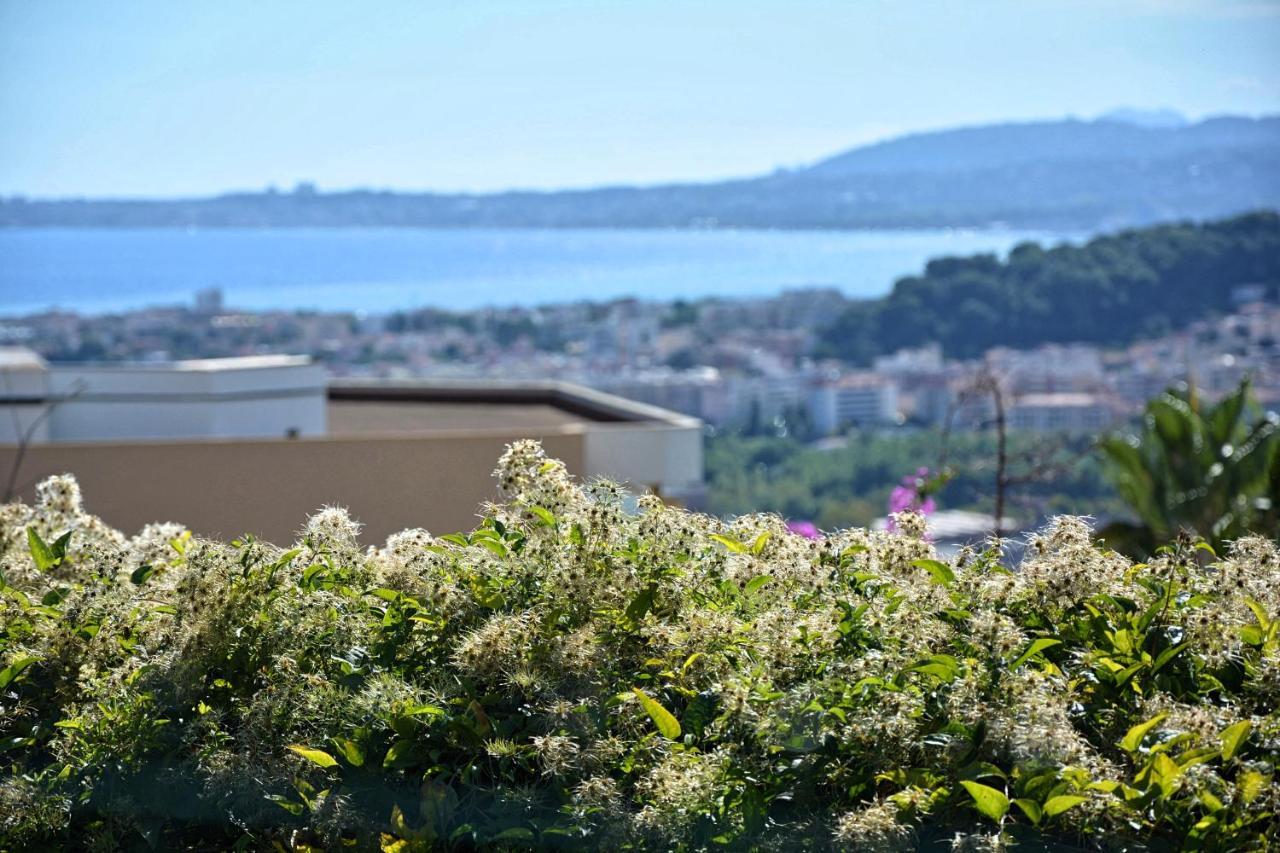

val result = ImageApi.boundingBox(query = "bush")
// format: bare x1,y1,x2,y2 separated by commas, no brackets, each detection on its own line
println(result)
1,441,1277,851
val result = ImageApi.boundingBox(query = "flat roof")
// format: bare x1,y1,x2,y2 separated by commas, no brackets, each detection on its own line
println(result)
1013,392,1106,407
328,380,702,429
329,400,587,435
0,347,47,370
57,354,313,372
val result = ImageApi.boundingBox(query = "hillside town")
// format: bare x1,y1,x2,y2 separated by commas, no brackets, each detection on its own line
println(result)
4,285,1277,439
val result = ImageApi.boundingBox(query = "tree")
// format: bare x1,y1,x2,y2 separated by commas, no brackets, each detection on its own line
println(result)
1097,378,1280,556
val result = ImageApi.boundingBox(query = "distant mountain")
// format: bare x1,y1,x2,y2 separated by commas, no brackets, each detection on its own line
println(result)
802,115,1274,176
1097,107,1188,129
3,114,1277,231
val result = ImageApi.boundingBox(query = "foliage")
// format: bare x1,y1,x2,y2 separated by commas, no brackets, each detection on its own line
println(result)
2,444,1279,851
818,211,1280,363
706,431,1121,530
1099,379,1280,557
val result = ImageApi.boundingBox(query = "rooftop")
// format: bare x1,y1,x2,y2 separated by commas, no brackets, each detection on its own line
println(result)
0,346,48,371
328,379,702,432
1012,392,1107,407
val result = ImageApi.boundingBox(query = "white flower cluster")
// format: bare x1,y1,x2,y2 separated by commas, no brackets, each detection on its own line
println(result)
1,446,1277,850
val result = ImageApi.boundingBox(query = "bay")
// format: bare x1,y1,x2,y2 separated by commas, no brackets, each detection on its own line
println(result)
0,227,1074,315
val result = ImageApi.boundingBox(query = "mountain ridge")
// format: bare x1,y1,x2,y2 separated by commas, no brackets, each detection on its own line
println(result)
3,114,1277,231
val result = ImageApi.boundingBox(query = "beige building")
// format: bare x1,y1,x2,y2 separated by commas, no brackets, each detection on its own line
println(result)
1,353,703,545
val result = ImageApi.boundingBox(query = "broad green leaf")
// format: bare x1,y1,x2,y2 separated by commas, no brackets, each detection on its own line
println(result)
491,827,535,842
526,505,557,527
633,688,681,740
27,527,57,571
911,662,956,681
625,584,656,624
0,656,37,690
1151,641,1189,674
1121,712,1167,753
287,744,339,768
332,732,368,763
1244,598,1270,632
680,652,704,675
912,558,955,586
383,739,416,769
1219,720,1251,761
1012,798,1042,826
1010,638,1061,671
744,575,772,595
960,780,1009,822
710,534,748,554
473,538,507,558
130,564,157,586
1042,795,1087,818
749,532,771,555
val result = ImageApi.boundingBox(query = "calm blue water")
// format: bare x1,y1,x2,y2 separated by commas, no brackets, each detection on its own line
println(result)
0,227,1074,315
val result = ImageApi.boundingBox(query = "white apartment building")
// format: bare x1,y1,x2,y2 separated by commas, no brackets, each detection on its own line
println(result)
1007,392,1114,432
809,375,899,434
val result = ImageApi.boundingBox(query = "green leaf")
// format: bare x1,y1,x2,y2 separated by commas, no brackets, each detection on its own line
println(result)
1219,720,1251,761
1121,712,1167,753
383,739,416,769
473,538,508,558
0,656,38,690
287,744,339,768
331,738,365,767
1042,795,1087,818
1009,638,1061,671
960,780,1009,822
27,527,57,571
633,688,681,740
526,505,557,527
1244,598,1270,632
912,558,955,586
1012,798,1042,826
710,534,748,554
130,564,157,586
625,584,656,624
265,794,304,815
1151,641,1189,674
491,827,535,842
743,575,772,595
749,532,771,555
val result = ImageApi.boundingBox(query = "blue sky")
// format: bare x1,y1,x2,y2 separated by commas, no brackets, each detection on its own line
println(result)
2,0,1278,197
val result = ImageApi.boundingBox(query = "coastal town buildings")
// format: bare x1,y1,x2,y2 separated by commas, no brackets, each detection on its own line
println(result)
4,290,1278,441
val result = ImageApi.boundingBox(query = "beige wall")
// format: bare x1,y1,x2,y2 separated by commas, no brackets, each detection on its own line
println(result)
1,429,585,545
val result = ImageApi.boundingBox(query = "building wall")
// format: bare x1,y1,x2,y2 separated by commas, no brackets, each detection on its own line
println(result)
809,383,898,434
583,422,703,503
45,362,327,442
1,430,585,545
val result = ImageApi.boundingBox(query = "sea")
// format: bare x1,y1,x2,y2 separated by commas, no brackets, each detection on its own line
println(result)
0,227,1076,315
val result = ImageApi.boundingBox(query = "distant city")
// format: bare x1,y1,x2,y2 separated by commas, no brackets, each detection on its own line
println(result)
5,281,1276,442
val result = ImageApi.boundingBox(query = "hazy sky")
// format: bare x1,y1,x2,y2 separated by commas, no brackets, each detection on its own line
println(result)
2,0,1278,197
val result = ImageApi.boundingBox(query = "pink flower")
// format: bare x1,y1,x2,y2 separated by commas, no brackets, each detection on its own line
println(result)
886,467,936,533
786,520,822,540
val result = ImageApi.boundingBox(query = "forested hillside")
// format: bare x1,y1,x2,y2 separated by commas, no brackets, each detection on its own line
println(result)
818,211,1280,362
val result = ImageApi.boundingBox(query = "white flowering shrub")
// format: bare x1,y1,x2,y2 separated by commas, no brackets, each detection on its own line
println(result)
1,443,1277,851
